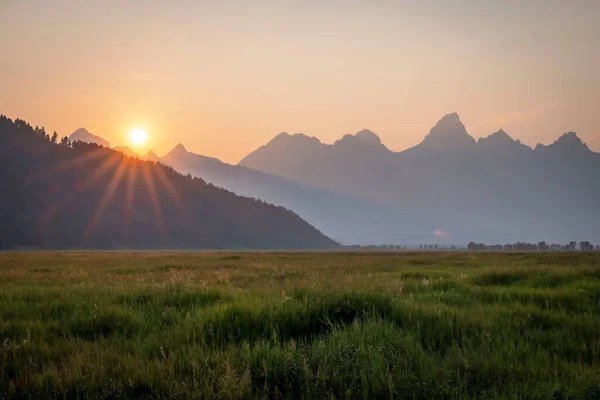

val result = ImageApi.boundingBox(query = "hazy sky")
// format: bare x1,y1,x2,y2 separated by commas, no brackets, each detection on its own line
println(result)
1,0,599,162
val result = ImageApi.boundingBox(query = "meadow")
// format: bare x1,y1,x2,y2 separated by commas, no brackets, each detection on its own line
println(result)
1,251,599,399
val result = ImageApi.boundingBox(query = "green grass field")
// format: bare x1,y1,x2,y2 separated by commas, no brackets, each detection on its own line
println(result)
1,251,599,399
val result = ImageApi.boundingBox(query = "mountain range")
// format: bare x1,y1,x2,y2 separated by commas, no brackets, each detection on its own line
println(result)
0,116,337,250
240,113,599,207
70,113,600,245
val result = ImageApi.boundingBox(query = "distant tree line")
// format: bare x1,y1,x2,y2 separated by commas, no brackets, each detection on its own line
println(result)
341,241,600,251
343,244,410,250
419,244,458,251
342,244,462,250
466,241,598,251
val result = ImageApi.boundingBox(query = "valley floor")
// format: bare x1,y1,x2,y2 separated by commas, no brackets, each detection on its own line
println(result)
1,251,599,399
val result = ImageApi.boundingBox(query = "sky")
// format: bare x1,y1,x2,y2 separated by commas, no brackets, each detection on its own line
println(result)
1,0,599,163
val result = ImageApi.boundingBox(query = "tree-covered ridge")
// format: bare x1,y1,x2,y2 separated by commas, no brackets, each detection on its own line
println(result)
0,115,338,249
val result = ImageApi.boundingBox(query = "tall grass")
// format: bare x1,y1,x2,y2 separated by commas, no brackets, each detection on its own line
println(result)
1,251,599,398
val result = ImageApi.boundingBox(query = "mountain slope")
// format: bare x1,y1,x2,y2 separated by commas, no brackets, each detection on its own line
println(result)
0,116,338,250
161,144,408,244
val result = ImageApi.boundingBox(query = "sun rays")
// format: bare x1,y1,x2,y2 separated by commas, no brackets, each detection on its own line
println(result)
140,162,167,240
84,157,129,240
39,145,186,243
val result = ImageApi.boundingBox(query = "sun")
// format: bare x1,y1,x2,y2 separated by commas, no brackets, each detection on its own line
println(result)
129,128,148,146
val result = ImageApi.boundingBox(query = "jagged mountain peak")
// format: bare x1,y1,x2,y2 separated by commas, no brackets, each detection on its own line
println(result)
269,132,322,146
490,129,510,139
163,143,190,160
239,132,323,170
333,129,388,152
69,127,110,148
172,143,188,153
354,129,381,144
535,131,590,154
439,112,460,122
145,150,160,160
72,127,91,135
416,113,476,150
555,131,585,146
429,113,467,136
477,129,532,154
479,129,522,145
274,132,289,139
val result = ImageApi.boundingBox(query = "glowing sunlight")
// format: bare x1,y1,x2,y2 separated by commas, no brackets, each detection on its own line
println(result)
129,128,148,146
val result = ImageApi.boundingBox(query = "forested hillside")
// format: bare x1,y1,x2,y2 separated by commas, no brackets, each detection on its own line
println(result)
0,116,338,249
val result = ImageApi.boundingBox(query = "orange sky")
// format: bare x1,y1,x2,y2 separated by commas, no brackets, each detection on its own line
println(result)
1,0,599,163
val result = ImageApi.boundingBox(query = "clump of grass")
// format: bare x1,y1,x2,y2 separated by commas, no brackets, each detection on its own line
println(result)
62,308,143,340
198,291,395,346
119,286,227,310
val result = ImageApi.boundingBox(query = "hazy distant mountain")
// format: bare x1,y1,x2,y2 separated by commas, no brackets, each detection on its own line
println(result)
0,115,338,250
239,129,395,197
69,128,109,147
239,113,600,244
145,150,160,161
160,143,412,244
477,129,532,158
404,113,476,154
534,131,595,159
